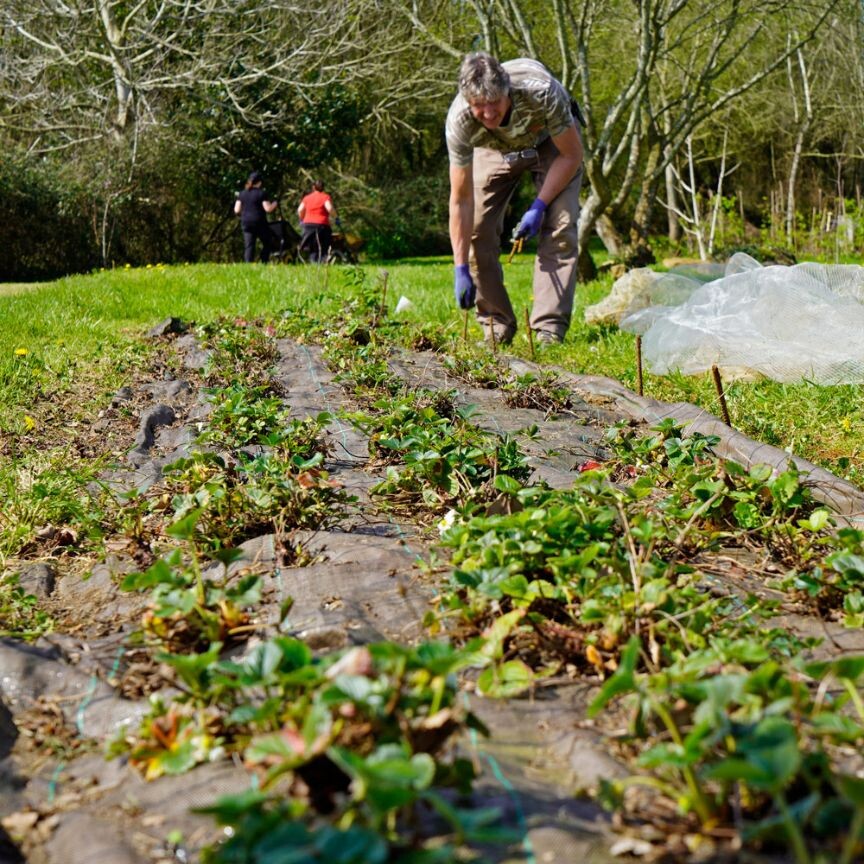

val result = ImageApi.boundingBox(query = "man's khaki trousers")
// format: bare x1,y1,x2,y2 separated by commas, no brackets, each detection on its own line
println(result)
470,135,583,342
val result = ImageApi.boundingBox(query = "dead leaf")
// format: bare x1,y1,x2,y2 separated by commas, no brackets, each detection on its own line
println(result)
2,810,39,836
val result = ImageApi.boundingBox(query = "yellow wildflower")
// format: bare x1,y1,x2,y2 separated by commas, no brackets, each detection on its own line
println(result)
23,416,35,431
14,347,27,356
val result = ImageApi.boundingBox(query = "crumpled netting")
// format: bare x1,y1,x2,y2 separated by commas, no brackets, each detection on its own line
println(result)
613,253,864,383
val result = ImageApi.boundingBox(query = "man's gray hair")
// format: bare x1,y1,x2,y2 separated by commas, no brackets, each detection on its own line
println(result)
458,52,510,103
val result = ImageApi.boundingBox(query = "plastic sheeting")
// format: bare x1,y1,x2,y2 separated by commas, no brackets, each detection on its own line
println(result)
609,254,864,383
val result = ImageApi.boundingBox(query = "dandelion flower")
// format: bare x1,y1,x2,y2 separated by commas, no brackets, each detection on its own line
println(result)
23,416,36,430
14,347,27,356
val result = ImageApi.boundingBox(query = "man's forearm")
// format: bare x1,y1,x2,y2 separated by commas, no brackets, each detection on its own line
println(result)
449,199,473,266
537,153,582,208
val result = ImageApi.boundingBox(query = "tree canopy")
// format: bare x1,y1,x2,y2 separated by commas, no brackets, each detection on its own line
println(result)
1,0,862,278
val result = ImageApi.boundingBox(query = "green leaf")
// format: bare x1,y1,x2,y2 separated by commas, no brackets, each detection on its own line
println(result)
706,716,801,792
837,774,864,807
804,654,864,682
166,509,203,540
324,674,374,703
493,474,522,494
225,573,262,607
238,641,286,682
770,471,802,508
588,636,640,717
798,508,831,532
245,732,307,767
479,609,525,660
155,740,200,775
733,501,761,529
193,788,270,821
120,554,181,592
476,659,533,698
314,825,388,864
156,643,222,692
211,547,246,566
274,636,315,671
748,463,773,483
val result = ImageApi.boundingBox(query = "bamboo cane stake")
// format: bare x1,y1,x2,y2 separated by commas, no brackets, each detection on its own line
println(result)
377,269,389,324
463,309,469,342
524,309,536,361
636,335,644,397
711,365,732,426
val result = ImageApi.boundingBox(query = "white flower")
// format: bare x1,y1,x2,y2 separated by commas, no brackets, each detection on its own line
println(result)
437,509,458,535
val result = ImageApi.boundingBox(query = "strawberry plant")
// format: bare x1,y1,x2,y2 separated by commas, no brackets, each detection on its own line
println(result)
111,637,505,861
156,449,349,550
782,525,864,626
198,317,280,387
198,384,291,449
441,348,504,390
350,396,530,513
120,512,262,653
590,641,864,863
435,476,797,688
501,370,573,415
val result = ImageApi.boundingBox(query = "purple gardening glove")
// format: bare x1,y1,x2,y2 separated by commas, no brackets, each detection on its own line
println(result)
514,197,547,239
454,264,476,309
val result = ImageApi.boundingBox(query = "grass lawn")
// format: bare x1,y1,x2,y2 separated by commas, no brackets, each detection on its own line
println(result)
1,256,862,490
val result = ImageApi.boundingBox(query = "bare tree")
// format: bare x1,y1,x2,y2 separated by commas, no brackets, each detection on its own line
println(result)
393,0,842,273
0,0,459,261
1,0,412,148
785,42,814,245
663,131,737,259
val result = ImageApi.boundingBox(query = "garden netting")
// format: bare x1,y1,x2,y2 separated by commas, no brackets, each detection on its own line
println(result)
587,253,864,383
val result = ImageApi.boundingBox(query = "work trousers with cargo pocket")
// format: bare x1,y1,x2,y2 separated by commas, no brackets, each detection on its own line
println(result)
469,133,583,343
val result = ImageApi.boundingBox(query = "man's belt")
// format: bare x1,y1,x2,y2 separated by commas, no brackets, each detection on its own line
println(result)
502,148,539,165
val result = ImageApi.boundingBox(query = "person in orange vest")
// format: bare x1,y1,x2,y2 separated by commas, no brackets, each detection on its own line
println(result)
297,180,341,262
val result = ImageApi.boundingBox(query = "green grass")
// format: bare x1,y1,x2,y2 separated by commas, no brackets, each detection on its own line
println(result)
0,256,862,490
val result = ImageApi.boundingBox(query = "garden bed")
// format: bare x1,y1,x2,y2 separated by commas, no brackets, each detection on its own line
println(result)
1,309,864,863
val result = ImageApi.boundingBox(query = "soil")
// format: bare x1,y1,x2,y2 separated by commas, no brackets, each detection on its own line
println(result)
2,325,863,863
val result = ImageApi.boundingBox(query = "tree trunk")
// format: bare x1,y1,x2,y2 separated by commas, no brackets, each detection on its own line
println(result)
666,160,681,243
786,46,813,245
578,246,597,282
578,174,615,257
630,141,662,249
595,213,624,257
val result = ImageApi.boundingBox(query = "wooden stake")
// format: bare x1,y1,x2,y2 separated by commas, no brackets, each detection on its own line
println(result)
377,269,389,323
507,237,524,265
524,308,535,361
711,364,732,426
490,322,498,354
370,270,388,328
636,335,644,397
463,309,469,342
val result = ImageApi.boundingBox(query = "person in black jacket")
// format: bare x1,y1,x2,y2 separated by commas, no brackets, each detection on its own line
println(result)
234,171,278,262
